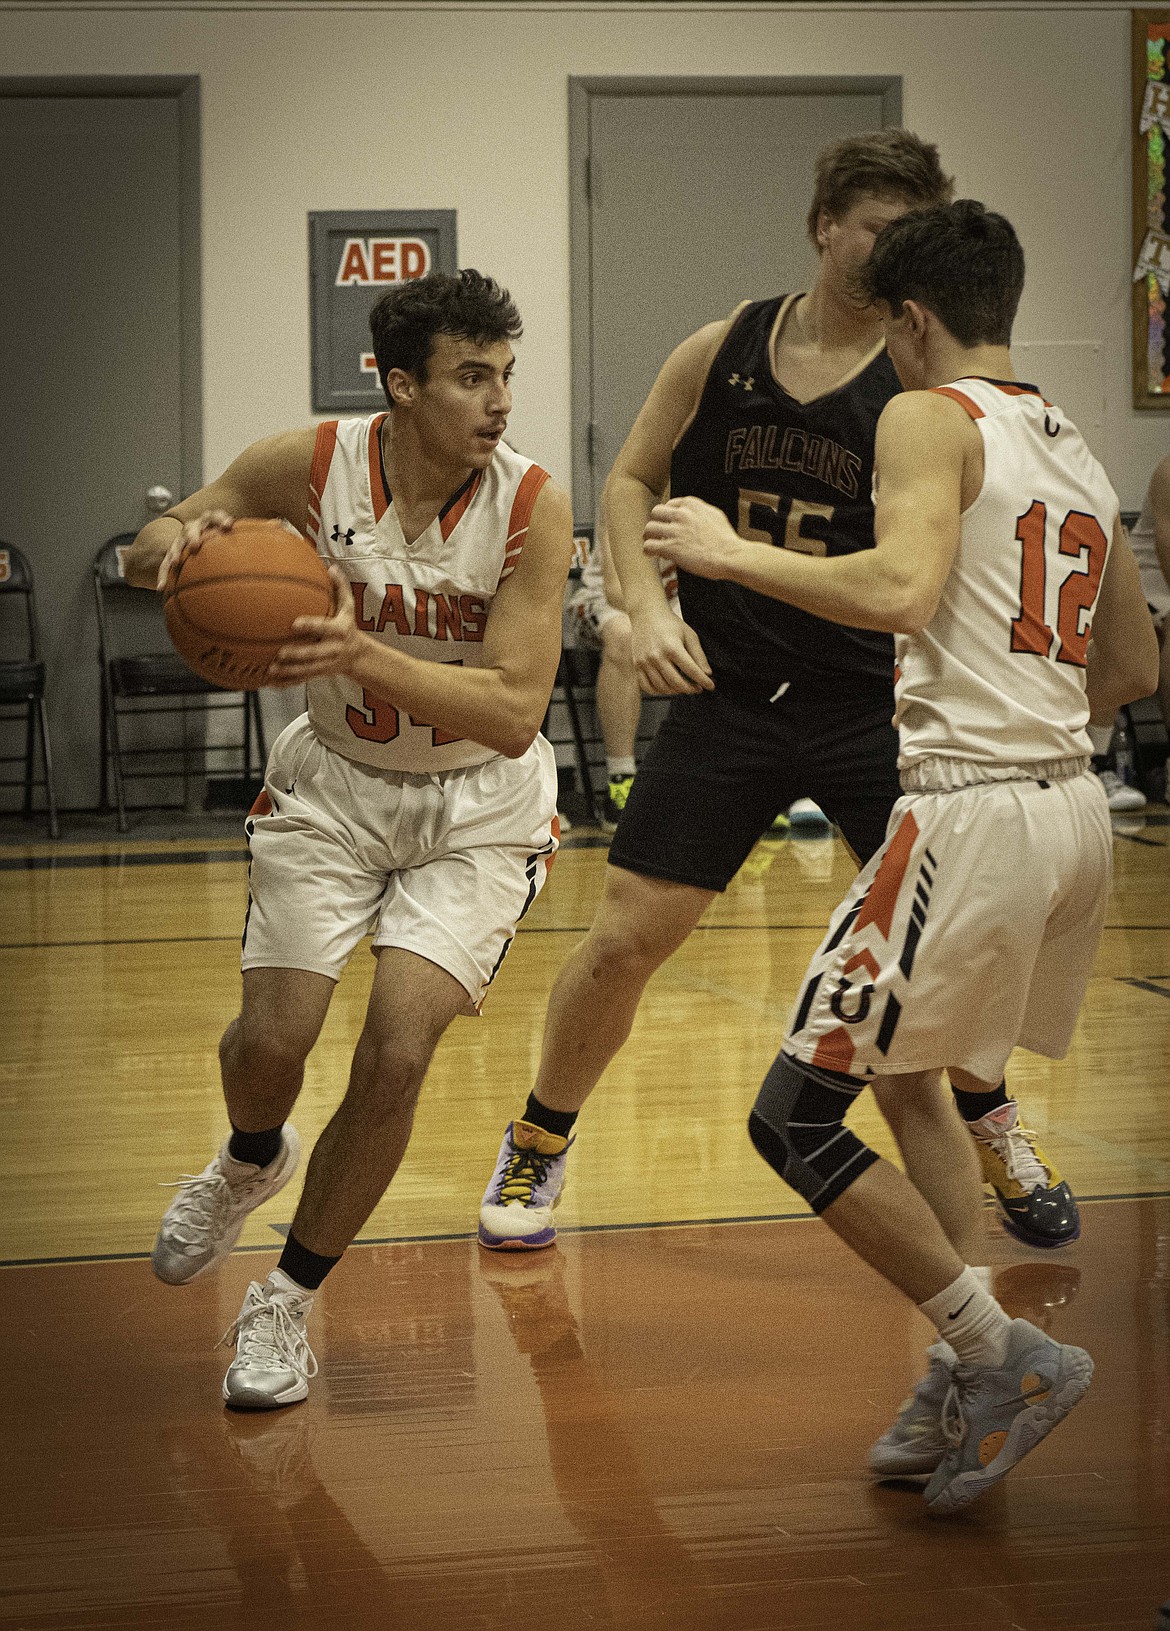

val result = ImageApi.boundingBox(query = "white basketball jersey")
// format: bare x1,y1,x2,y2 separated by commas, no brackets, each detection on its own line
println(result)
893,377,1120,773
303,414,550,772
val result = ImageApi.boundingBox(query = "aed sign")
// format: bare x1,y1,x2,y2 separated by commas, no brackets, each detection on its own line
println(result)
335,237,431,285
309,210,457,411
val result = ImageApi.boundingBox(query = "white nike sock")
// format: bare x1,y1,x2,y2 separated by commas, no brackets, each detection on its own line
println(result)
919,1267,1011,1368
607,757,636,780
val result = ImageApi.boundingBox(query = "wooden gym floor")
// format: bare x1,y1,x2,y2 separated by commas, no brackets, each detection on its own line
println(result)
2,804,1169,1629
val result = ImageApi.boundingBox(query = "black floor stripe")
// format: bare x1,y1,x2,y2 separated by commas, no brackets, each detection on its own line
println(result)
4,1191,1166,1270
5,920,1166,953
0,848,250,872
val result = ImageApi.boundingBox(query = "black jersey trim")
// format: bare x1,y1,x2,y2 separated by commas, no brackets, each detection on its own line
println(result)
439,470,478,521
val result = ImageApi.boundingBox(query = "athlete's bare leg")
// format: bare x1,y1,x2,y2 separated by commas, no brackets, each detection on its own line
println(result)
290,948,470,1256
220,967,336,1133
871,1071,987,1265
820,1064,1002,1298
595,617,642,765
820,1155,967,1304
530,865,716,1114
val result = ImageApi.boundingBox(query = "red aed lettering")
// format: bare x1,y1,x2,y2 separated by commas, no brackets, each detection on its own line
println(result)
413,588,431,636
371,239,398,281
401,240,429,278
458,594,488,641
336,238,371,286
376,584,413,636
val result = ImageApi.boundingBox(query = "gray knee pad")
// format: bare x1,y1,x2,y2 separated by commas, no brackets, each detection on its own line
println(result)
748,1051,879,1214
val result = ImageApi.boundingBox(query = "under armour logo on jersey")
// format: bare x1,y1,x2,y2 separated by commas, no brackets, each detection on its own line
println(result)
331,524,356,546
729,373,755,391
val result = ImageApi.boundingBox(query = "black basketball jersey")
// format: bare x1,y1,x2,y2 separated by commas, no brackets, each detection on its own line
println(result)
670,295,899,698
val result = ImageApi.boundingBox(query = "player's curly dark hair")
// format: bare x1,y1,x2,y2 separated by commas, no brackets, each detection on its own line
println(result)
368,269,522,401
856,199,1025,346
806,129,953,244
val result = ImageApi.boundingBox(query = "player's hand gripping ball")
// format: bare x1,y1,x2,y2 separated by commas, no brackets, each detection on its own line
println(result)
163,520,333,689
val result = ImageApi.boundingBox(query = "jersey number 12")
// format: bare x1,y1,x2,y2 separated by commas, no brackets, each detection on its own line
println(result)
1010,502,1108,669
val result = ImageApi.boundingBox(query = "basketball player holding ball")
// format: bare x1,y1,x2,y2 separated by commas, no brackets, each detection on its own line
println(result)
123,270,573,1409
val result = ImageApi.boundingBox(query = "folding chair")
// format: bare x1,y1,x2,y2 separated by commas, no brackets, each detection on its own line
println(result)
93,534,266,832
0,542,59,838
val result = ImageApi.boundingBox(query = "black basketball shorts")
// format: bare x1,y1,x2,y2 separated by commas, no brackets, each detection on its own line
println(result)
607,682,902,892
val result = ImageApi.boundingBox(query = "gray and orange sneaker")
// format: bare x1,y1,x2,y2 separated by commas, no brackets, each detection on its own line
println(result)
478,1119,573,1250
968,1103,1080,1248
924,1318,1093,1514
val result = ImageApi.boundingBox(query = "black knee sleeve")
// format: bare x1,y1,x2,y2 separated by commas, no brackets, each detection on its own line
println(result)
748,1050,879,1214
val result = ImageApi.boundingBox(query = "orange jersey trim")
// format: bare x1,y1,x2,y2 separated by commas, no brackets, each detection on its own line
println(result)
439,472,484,542
500,465,551,582
853,810,920,941
930,386,984,420
307,421,339,542
367,414,390,524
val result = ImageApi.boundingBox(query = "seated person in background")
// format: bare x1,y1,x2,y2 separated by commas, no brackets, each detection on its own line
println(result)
567,520,680,829
1088,452,1170,809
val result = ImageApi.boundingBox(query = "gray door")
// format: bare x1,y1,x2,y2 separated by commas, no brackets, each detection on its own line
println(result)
572,78,899,518
0,85,199,809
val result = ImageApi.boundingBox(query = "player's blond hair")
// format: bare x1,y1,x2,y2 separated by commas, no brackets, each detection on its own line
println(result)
806,129,954,245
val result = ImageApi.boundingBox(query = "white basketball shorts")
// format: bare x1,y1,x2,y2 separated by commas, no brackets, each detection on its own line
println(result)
784,769,1112,1083
241,715,559,1009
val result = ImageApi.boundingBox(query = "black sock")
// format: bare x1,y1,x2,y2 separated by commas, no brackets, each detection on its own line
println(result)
277,1231,342,1292
228,1122,284,1169
522,1093,578,1140
952,1080,1011,1122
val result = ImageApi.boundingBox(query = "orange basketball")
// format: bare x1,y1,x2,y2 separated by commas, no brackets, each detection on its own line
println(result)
163,520,333,690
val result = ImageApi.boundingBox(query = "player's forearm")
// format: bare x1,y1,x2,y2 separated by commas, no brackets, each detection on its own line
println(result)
1086,631,1160,718
346,637,553,759
604,472,670,616
723,536,931,634
122,516,183,589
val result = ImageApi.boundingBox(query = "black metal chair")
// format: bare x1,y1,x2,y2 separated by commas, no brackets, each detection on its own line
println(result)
93,534,267,832
0,542,59,838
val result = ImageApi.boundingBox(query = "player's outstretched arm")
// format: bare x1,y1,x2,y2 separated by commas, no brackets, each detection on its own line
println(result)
1086,518,1160,718
121,430,317,589
605,318,736,693
269,481,575,759
644,393,964,634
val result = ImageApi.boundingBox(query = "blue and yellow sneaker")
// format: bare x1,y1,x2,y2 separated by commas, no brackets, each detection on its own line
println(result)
967,1103,1080,1248
478,1120,573,1250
